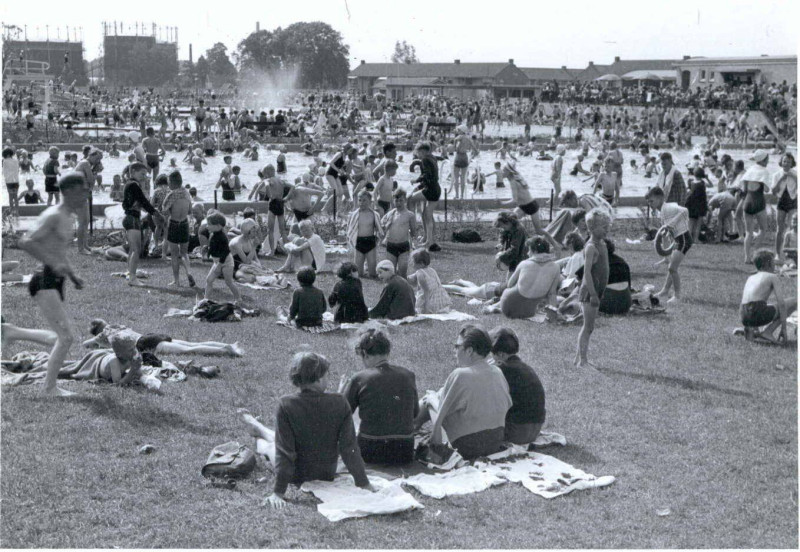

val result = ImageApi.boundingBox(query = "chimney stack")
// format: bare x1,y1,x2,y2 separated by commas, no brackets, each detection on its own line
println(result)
454,59,460,64
588,61,594,66
614,56,620,63
256,22,260,31
508,58,514,65
360,59,365,65
683,55,690,60
189,43,193,63
561,65,567,70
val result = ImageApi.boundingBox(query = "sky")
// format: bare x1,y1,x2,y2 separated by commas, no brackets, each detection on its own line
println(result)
2,0,797,69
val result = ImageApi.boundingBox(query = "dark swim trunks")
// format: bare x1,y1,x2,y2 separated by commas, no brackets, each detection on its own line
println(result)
674,231,693,255
269,198,285,216
355,236,377,254
122,214,142,231
136,333,173,352
386,241,411,257
293,209,311,221
145,153,160,170
167,219,190,244
45,176,59,193
519,199,539,215
377,200,391,213
28,265,65,301
740,300,778,328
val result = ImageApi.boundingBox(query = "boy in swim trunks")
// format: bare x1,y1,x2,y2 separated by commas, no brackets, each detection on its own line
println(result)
18,174,87,397
123,163,165,286
347,191,384,278
738,249,796,344
262,164,291,256
381,189,417,278
142,127,163,179
43,146,61,205
593,157,619,206
373,159,397,215
409,142,441,251
550,145,565,196
645,186,691,304
204,212,242,304
285,180,325,229
161,170,196,287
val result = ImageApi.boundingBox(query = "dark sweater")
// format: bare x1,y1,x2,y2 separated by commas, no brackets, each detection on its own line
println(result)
369,275,416,320
497,225,528,272
122,180,157,219
497,355,546,425
342,361,420,438
328,277,369,323
289,285,327,327
273,390,369,494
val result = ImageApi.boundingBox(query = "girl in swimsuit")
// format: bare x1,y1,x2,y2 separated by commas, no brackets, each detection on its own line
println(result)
741,155,772,264
451,129,477,200
771,153,797,259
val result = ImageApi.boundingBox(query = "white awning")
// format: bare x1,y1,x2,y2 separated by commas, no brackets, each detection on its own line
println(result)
622,70,676,81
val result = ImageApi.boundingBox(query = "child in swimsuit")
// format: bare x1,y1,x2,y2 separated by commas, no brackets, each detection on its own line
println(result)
645,186,691,304
575,209,610,369
381,189,417,278
19,179,42,204
347,191,383,278
43,147,61,205
262,165,291,256
738,249,796,344
373,160,397,216
204,212,241,305
594,158,619,206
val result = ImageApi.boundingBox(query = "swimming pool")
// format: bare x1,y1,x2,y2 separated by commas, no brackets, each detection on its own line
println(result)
2,144,794,207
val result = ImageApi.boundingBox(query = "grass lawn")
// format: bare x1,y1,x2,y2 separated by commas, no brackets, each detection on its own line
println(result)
1,235,797,548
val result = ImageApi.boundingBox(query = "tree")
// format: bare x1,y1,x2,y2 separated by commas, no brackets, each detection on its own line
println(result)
391,41,419,64
235,22,350,89
194,55,210,88
204,42,237,87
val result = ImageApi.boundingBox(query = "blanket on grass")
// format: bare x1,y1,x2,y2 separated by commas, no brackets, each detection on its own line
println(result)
275,309,342,333
238,273,293,292
340,310,476,330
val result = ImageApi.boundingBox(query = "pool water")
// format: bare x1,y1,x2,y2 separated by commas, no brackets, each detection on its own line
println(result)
2,145,793,206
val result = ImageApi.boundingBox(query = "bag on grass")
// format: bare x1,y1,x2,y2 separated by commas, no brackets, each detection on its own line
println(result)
201,441,256,479
452,229,483,243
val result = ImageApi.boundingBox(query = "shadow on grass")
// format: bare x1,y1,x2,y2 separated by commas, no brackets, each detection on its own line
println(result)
599,367,754,398
69,394,220,435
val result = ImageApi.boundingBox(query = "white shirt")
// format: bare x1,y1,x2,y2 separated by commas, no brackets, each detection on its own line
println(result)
3,157,20,184
660,203,690,237
741,164,771,184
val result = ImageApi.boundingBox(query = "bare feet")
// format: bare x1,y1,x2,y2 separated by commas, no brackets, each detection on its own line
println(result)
78,249,93,256
227,342,244,357
238,408,269,440
168,281,180,287
666,296,680,305
128,279,144,287
43,386,76,397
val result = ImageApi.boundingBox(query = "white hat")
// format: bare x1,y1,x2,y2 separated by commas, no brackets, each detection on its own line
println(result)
127,131,141,143
376,260,395,273
750,149,769,163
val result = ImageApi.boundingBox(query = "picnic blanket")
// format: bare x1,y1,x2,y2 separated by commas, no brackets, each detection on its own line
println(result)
340,310,476,330
275,308,341,334
1,274,32,287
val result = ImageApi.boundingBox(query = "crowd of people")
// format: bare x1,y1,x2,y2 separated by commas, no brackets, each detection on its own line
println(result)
2,73,797,510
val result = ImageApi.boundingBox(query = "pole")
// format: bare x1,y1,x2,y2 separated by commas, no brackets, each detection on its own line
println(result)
214,190,218,209
333,189,337,221
444,189,448,228
89,193,94,236
549,189,554,222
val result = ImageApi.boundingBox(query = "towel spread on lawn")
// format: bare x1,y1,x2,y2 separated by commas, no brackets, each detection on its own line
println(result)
275,309,342,333
237,273,293,292
340,310,476,330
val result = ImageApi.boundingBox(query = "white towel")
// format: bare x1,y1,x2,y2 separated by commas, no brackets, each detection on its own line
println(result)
1,274,32,286
301,475,423,522
340,310,476,330
402,466,505,499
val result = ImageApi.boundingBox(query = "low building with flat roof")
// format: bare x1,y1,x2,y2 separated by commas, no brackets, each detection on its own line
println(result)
672,55,797,89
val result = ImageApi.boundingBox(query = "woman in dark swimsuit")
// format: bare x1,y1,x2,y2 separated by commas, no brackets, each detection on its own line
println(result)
741,155,772,264
771,153,797,259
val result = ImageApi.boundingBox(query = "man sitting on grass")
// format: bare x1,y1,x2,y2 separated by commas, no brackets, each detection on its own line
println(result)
738,249,797,344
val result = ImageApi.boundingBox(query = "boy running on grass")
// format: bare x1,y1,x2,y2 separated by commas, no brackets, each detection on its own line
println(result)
575,208,610,369
18,174,86,397
738,249,797,344
381,189,417,278
645,186,691,305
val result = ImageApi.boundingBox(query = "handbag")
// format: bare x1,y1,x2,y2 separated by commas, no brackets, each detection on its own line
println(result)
201,441,256,479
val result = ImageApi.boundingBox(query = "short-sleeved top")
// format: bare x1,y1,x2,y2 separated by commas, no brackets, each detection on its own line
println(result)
342,362,419,438
660,202,690,237
43,158,60,178
497,355,546,425
2,157,20,184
